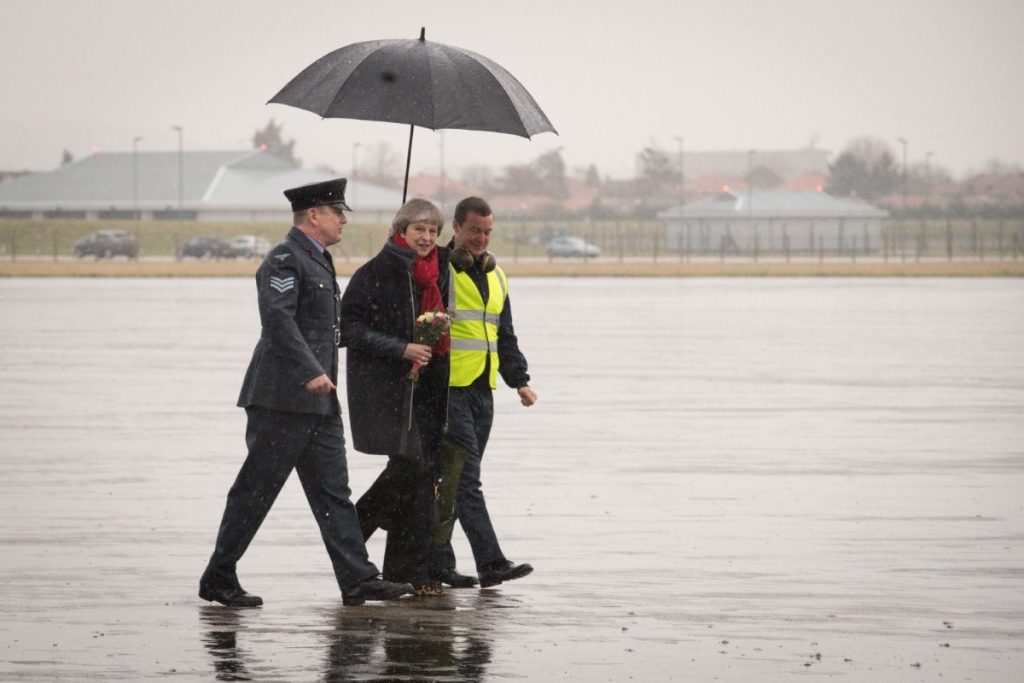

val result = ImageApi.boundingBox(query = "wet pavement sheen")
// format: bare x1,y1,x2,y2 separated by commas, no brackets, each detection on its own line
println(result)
1,276,1022,680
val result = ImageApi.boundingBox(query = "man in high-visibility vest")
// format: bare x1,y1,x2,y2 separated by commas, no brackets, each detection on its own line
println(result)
431,196,537,589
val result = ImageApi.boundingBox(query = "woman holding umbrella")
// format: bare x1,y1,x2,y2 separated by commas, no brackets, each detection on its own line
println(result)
340,199,451,595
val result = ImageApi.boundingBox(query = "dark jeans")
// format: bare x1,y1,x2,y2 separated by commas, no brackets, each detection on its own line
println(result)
435,385,506,573
203,407,378,592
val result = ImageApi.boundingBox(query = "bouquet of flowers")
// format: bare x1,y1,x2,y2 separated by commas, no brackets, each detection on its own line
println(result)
409,309,453,380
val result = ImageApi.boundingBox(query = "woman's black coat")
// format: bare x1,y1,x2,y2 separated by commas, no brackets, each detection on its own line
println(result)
340,241,450,458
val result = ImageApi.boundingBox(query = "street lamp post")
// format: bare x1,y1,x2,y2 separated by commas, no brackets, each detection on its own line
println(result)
748,148,756,216
896,137,908,215
172,125,184,215
132,136,142,216
896,137,908,261
925,150,934,206
673,135,685,259
747,150,757,260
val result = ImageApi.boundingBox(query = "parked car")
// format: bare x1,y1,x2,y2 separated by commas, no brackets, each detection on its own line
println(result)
177,236,230,259
223,235,271,259
547,236,601,258
73,229,139,259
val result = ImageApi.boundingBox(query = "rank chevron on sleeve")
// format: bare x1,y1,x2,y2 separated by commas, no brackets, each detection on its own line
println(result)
269,275,296,293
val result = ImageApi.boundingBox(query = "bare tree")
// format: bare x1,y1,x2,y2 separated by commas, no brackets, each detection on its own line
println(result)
636,146,679,200
535,148,568,199
573,163,603,188
982,158,1023,175
845,137,895,169
253,119,299,165
827,137,900,199
497,163,542,195
361,141,401,187
907,160,952,194
492,148,568,198
460,165,497,195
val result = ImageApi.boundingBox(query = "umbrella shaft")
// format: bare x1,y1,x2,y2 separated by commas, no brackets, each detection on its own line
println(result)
402,125,415,205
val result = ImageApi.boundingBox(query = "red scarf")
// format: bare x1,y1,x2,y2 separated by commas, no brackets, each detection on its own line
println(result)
393,233,449,356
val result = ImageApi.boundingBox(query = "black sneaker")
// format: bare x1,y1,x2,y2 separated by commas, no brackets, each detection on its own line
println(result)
478,560,533,588
342,577,414,606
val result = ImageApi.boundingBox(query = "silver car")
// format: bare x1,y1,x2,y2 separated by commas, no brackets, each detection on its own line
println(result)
547,236,600,258
224,235,271,259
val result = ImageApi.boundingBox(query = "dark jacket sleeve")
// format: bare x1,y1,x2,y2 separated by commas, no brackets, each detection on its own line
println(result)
497,293,531,389
339,265,408,360
256,245,324,385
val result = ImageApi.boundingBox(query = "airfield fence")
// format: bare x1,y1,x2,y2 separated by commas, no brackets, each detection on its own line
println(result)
1,218,1022,264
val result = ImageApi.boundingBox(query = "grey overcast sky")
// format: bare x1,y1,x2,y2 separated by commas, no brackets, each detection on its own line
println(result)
2,0,1021,179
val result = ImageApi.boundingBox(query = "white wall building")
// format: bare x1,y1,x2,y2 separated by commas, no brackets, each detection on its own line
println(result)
0,149,402,222
659,190,889,254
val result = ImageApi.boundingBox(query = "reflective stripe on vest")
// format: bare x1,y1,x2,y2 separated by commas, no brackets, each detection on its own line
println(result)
448,264,507,388
450,338,497,352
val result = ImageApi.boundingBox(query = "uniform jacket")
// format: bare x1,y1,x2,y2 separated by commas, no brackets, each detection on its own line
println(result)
340,241,451,457
238,227,341,415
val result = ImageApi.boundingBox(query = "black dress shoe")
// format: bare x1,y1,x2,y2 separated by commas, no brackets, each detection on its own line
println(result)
342,577,414,606
435,568,479,589
478,560,533,588
199,583,263,608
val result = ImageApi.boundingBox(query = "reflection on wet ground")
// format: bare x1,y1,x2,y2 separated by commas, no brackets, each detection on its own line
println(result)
1,277,1023,680
198,594,496,682
200,608,251,681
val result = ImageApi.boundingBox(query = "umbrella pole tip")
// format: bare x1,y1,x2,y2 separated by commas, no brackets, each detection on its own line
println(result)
419,27,425,41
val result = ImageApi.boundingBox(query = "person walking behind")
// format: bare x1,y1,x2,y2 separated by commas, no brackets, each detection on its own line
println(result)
199,179,413,608
341,199,451,596
431,196,536,589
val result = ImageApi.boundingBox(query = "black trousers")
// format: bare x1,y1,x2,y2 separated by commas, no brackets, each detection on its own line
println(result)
357,455,435,585
204,407,378,591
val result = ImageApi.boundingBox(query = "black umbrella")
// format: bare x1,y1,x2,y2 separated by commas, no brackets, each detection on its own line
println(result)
269,28,557,204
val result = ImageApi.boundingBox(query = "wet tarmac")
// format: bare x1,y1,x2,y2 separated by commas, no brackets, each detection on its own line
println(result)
1,276,1022,681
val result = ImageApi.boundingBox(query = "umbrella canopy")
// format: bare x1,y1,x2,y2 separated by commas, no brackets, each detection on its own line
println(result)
269,28,557,204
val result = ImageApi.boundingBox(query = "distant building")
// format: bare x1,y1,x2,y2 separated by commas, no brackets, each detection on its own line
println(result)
405,173,481,215
659,190,888,253
682,147,831,180
490,179,599,217
782,171,828,192
0,170,33,183
959,171,1024,207
0,149,402,221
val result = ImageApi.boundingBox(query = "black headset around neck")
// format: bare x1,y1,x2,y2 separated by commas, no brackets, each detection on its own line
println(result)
450,247,496,273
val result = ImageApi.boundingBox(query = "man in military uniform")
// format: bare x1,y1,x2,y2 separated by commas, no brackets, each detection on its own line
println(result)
199,178,413,607
431,196,536,589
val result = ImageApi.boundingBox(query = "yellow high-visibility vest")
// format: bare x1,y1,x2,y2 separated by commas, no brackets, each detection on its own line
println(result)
447,264,508,388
